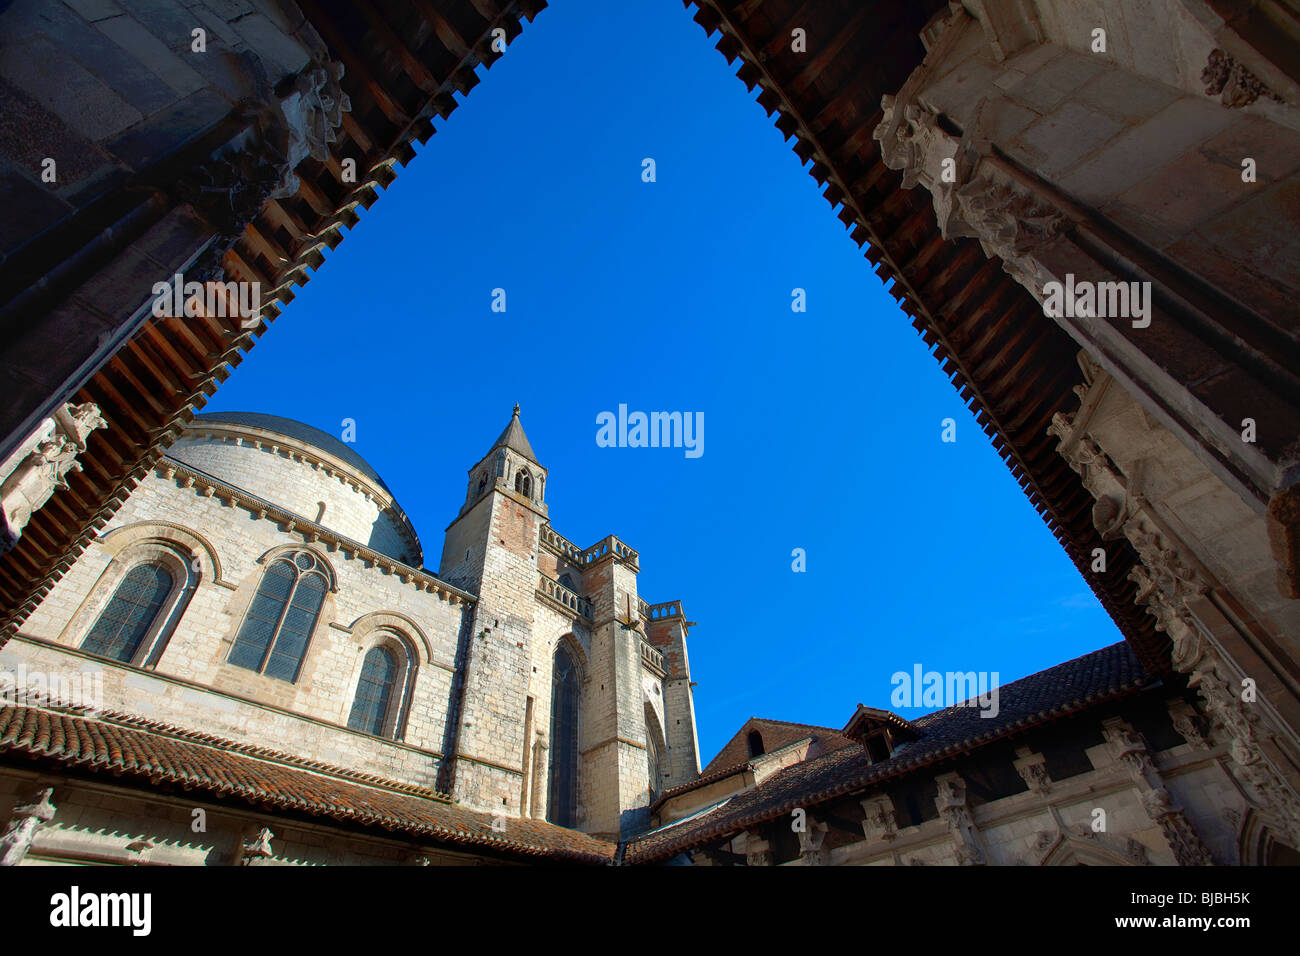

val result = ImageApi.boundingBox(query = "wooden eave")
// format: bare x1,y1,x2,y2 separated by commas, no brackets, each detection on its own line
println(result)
0,0,548,640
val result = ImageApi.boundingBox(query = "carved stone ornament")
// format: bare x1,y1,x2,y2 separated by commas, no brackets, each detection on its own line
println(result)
239,826,275,866
1103,719,1213,866
934,773,986,865
1050,377,1300,849
797,817,831,866
874,95,1065,294
1202,49,1281,108
0,787,56,866
0,402,107,554
860,795,899,843
173,59,351,280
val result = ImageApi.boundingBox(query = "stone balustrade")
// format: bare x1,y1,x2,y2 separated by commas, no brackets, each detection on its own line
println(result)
646,601,683,621
640,639,665,673
537,571,592,619
539,525,584,563
581,534,639,568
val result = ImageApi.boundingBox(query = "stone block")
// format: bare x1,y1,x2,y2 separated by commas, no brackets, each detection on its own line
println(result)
0,34,142,140
94,13,206,97
1056,95,1236,203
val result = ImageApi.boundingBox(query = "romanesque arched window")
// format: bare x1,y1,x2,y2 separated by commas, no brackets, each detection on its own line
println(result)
547,643,580,827
748,730,765,757
515,469,532,497
348,645,398,736
229,551,329,682
81,562,174,663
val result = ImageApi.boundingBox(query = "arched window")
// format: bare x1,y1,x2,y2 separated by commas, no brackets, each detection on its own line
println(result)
229,551,329,682
515,469,532,497
747,730,765,757
81,562,174,663
348,645,398,736
547,643,580,827
645,705,666,804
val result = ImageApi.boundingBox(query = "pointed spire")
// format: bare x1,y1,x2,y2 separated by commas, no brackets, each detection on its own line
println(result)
488,403,537,463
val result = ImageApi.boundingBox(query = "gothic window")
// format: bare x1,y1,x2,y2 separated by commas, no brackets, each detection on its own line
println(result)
477,471,487,495
81,562,174,663
348,645,398,737
229,551,329,682
547,643,581,827
559,573,576,592
747,730,765,757
645,706,666,804
515,469,532,497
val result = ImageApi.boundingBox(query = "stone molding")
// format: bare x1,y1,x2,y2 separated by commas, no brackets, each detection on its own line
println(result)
1102,718,1214,865
155,458,472,606
1048,378,1300,850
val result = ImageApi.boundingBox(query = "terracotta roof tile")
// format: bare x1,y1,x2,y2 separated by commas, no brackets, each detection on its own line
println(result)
628,642,1155,863
0,704,614,864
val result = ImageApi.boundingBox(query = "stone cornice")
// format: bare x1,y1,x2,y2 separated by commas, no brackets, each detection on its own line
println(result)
156,456,476,606
180,420,423,562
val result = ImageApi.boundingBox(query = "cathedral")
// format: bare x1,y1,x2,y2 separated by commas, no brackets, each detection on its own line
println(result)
1,0,1299,868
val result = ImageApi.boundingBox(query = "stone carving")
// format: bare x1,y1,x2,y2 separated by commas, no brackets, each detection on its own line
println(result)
0,787,56,866
0,402,107,554
935,773,986,865
1052,396,1300,850
1202,49,1280,108
875,95,1066,295
280,61,350,169
953,175,1066,291
797,817,831,866
1167,699,1210,751
174,59,351,280
239,826,275,865
860,794,899,843
1103,719,1213,866
1014,748,1052,795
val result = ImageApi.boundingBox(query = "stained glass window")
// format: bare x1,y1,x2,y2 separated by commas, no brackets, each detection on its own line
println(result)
229,552,328,682
547,644,580,827
348,645,398,736
82,563,173,663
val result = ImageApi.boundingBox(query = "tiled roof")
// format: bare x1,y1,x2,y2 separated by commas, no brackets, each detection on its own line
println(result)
627,642,1155,864
0,703,614,865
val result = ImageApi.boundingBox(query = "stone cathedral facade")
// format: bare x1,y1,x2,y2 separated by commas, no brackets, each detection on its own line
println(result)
4,408,701,849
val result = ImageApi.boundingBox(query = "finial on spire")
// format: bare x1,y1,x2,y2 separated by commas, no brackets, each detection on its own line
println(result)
512,403,520,418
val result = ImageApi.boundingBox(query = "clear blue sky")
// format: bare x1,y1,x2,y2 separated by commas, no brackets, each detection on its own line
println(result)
206,0,1122,763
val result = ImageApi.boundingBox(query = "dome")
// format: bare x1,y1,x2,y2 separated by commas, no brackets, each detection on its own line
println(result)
196,411,391,490
166,411,422,565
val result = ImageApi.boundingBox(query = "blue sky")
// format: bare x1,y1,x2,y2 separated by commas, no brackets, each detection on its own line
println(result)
205,0,1122,762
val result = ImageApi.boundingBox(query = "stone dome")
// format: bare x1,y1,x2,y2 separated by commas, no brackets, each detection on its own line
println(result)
166,412,422,565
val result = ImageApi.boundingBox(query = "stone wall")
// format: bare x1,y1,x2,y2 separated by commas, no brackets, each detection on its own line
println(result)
13,451,470,790
703,695,1263,866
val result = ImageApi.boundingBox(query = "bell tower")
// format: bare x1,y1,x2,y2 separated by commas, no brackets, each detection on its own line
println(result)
438,406,547,813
